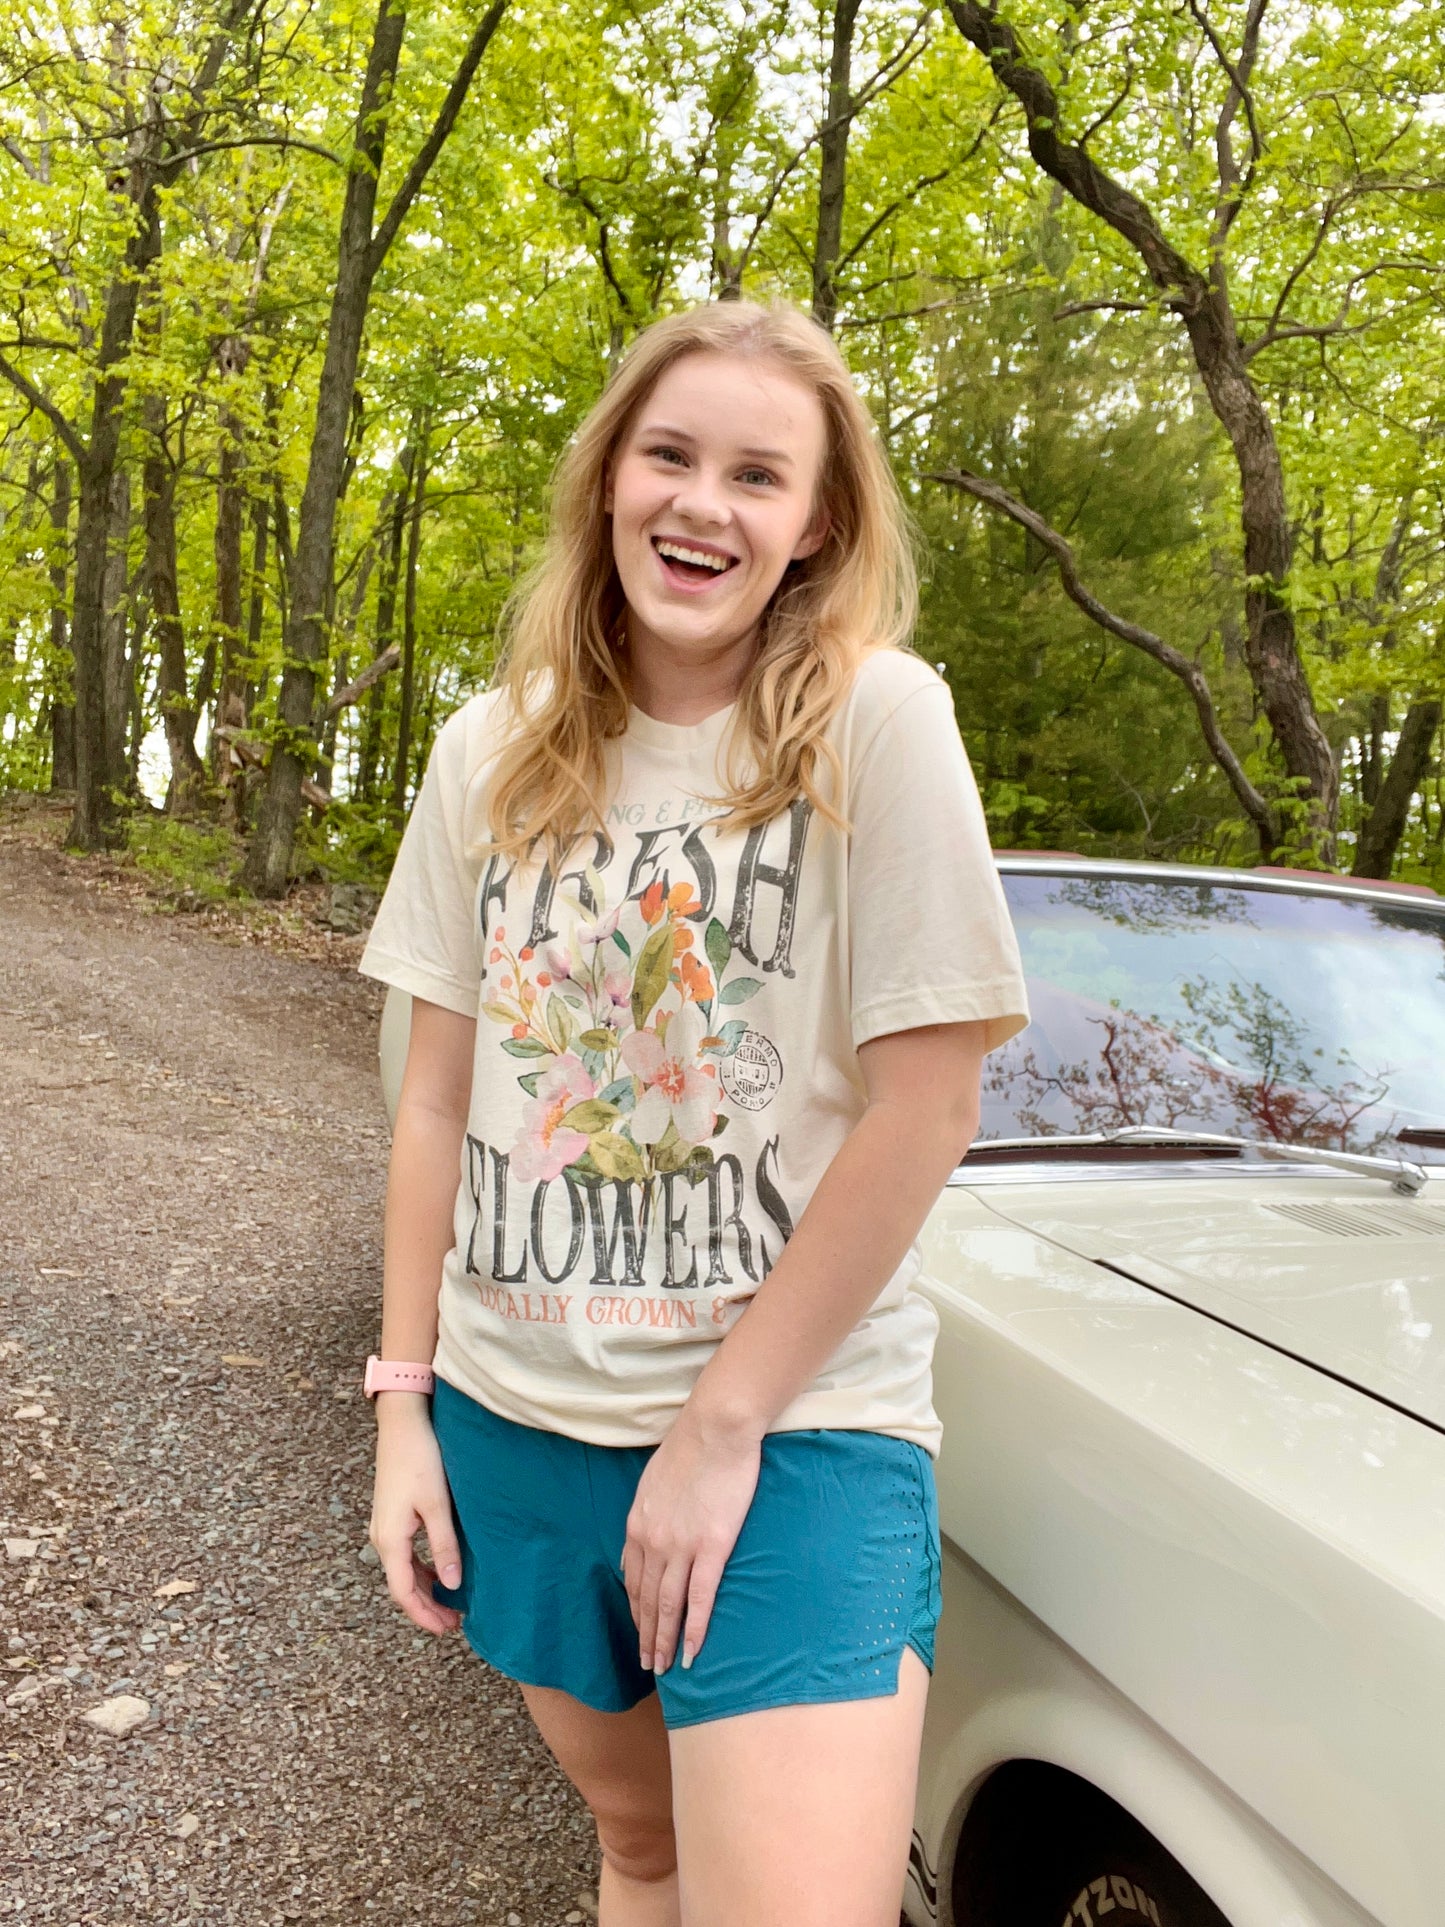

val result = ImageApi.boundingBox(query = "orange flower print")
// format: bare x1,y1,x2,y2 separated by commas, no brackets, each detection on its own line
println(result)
640,880,666,924
679,952,714,1002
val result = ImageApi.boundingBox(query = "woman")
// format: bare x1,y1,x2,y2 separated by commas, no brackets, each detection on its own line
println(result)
358,297,1028,1927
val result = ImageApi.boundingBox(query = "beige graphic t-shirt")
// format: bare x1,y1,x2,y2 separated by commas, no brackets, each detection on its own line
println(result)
358,645,1029,1455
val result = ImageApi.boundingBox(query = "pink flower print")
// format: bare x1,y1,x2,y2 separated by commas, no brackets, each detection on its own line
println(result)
620,1001,718,1147
604,968,630,1010
544,943,572,980
578,905,622,947
508,1055,597,1184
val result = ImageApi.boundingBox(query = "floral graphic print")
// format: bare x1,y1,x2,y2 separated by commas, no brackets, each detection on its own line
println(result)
482,869,764,1187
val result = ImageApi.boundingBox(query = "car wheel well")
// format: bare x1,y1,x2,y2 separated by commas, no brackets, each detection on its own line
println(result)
949,1759,1233,1927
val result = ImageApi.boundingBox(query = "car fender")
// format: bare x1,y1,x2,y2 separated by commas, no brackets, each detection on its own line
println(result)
909,1543,1381,1927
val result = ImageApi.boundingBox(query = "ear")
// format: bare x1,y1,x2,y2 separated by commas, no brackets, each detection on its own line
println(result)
790,503,831,563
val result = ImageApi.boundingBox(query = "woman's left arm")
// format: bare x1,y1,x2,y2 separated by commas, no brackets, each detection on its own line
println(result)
622,1016,987,1674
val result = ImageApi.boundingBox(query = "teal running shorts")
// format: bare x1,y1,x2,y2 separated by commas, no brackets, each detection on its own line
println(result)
429,1373,942,1730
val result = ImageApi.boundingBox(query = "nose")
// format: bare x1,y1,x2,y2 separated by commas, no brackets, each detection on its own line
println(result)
669,464,729,529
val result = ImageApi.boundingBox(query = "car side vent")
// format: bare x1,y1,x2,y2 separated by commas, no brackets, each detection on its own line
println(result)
1264,1200,1445,1239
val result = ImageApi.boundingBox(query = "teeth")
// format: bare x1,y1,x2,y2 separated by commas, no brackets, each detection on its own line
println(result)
655,540,733,573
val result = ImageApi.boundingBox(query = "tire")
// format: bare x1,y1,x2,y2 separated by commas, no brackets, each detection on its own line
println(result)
953,1767,1233,1927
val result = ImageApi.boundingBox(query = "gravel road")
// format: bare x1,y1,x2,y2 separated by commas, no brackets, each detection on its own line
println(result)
0,800,601,1925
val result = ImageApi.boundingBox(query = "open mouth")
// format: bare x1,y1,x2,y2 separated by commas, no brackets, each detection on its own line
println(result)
651,536,739,587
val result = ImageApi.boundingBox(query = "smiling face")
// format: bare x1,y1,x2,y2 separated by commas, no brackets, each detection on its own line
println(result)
604,350,830,710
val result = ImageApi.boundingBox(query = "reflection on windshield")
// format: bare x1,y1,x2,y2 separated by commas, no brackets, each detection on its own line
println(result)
986,876,1445,1165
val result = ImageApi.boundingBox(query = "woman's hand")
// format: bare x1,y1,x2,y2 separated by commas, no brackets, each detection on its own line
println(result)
368,1394,464,1638
622,1407,762,1674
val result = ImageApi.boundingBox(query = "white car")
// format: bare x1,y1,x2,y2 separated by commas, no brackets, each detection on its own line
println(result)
374,856,1445,1927
906,856,1445,1927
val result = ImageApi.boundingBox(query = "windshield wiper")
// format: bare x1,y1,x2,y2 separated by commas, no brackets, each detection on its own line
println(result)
960,1125,1428,1195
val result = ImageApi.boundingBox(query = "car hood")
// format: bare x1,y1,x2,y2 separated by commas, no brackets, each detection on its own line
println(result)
966,1173,1445,1431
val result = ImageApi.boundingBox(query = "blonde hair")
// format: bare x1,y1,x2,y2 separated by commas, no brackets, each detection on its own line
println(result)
477,298,919,873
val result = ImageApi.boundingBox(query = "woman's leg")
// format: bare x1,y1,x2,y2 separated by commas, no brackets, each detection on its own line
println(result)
518,1679,681,1927
666,1644,931,1927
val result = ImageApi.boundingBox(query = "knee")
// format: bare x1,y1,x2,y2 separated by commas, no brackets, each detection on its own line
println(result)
593,1808,678,1886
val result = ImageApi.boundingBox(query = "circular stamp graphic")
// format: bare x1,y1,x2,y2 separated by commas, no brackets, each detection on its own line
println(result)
719,1029,783,1111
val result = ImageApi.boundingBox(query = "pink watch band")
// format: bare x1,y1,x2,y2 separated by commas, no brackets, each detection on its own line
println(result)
363,1355,436,1399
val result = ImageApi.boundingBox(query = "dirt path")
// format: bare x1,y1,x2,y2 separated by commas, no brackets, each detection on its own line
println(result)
0,800,600,1925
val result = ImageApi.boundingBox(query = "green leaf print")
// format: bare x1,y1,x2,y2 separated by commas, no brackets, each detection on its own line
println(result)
579,1027,618,1050
705,917,731,974
710,1114,729,1136
613,930,631,959
500,1037,551,1058
481,1003,517,1024
518,1072,543,1097
561,1098,621,1133
715,1018,748,1053
631,923,674,1030
717,976,761,1005
547,994,574,1051
652,1132,694,1174
599,1078,636,1111
589,1132,647,1182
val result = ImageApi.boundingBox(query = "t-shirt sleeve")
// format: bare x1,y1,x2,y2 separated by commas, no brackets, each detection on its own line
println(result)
356,706,482,1018
848,676,1030,1054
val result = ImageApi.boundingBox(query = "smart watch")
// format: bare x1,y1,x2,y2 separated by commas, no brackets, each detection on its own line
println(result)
363,1355,436,1399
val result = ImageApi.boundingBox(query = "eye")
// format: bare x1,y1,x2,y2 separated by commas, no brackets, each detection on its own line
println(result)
645,444,687,466
739,467,776,487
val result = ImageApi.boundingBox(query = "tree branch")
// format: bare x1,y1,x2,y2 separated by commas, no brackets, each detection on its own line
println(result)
0,352,86,468
326,643,399,716
167,133,344,168
0,135,42,179
1257,190,1342,340
1187,0,1267,249
942,0,1206,312
367,0,510,272
836,101,1003,276
1051,297,1151,320
925,464,1276,848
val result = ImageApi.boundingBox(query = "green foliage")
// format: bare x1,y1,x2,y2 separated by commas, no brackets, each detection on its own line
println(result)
124,816,246,905
0,0,1440,884
293,798,401,887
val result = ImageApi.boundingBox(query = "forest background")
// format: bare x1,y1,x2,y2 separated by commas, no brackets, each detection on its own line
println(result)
1,0,1443,901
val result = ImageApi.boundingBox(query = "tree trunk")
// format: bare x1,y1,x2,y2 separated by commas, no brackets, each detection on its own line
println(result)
242,232,385,886
142,396,208,815
213,394,248,762
243,0,509,896
358,447,413,804
48,459,76,792
1361,691,1388,809
942,0,1338,854
245,488,270,698
389,416,430,821
101,463,135,798
1179,295,1338,840
812,0,861,333
65,176,164,849
1352,699,1441,879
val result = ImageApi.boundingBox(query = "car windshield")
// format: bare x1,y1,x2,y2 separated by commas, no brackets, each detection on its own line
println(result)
984,874,1445,1166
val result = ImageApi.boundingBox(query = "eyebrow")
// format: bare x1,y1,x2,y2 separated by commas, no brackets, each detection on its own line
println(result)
636,423,796,466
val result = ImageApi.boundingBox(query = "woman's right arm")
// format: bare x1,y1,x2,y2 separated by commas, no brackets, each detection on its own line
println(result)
367,995,477,1637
